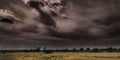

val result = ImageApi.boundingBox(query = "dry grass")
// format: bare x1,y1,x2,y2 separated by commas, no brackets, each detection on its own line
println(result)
0,52,120,60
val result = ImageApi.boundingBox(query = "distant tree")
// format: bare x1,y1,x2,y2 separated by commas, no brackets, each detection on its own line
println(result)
72,48,77,52
117,48,120,52
36,47,41,52
43,47,48,53
107,47,114,52
86,48,90,52
63,49,69,52
80,48,84,52
93,48,99,52
42,47,53,54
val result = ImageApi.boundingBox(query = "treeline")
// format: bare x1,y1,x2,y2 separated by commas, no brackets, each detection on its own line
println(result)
0,47,120,53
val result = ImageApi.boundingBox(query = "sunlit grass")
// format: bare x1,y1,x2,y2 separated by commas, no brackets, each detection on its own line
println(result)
0,52,120,60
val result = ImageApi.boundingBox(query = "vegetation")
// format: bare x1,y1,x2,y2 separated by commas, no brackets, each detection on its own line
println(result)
0,52,120,60
0,47,120,60
0,47,120,53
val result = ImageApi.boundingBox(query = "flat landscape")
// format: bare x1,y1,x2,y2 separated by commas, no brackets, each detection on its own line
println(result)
0,52,120,60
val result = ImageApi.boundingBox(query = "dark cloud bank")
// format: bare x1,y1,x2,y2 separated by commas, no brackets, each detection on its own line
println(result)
0,0,120,48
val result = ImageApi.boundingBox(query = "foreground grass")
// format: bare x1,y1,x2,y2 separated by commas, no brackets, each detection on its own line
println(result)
0,52,120,60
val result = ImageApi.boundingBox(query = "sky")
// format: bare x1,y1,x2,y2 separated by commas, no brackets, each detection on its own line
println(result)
0,0,120,48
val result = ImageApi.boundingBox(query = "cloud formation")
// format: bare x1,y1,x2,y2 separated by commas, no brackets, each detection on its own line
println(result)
0,0,120,48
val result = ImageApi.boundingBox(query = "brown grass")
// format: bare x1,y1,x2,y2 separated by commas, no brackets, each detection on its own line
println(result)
0,52,120,60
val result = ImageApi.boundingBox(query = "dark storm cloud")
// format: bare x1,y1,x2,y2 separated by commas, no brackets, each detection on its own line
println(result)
48,0,120,39
0,0,120,48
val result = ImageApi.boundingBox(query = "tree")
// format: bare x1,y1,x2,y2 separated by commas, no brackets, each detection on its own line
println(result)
93,48,99,52
86,48,90,52
107,47,114,52
80,48,84,52
36,47,41,52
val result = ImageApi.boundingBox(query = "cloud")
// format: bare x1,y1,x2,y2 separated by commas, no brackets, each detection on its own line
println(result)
0,0,120,48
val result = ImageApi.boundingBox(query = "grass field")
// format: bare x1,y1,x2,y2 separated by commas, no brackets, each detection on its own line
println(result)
0,52,120,60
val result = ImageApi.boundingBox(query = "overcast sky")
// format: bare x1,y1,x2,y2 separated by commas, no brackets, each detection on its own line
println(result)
0,0,120,48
